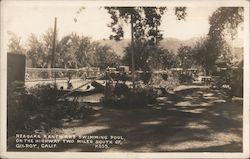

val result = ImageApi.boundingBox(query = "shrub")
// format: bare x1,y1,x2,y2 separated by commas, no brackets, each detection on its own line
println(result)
230,67,243,97
102,84,157,108
7,82,94,137
7,81,29,136
28,83,58,107
7,83,58,135
148,71,179,92
52,101,94,120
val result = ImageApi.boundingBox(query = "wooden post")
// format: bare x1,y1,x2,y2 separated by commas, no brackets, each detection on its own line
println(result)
155,24,158,45
52,17,57,87
131,16,135,91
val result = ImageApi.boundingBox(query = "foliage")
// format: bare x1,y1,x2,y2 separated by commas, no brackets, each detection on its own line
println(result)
161,49,180,69
122,42,151,71
53,101,94,120
229,63,243,97
26,34,46,67
94,43,121,69
16,30,122,69
105,7,186,42
208,7,243,40
193,36,234,75
102,84,157,108
7,81,29,136
7,83,56,136
56,33,86,68
190,7,244,75
28,83,58,106
7,31,26,54
123,43,179,71
177,45,194,69
200,7,244,74
105,7,186,71
105,7,166,43
148,71,180,92
7,82,94,137
192,37,216,75
26,28,59,68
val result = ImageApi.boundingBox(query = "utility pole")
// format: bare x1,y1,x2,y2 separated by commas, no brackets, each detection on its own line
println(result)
155,24,158,45
131,16,135,91
52,17,57,87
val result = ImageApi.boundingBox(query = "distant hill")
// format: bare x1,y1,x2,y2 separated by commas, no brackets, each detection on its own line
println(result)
159,37,200,54
96,39,130,57
98,37,243,60
97,37,201,57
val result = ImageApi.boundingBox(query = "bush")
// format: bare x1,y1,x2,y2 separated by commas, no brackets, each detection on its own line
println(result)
7,83,59,135
148,71,179,92
7,82,94,137
230,67,243,97
28,83,58,107
51,101,94,120
102,84,157,108
7,81,29,136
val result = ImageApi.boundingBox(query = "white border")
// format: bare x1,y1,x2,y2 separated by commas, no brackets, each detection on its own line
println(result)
1,0,249,158
243,0,250,158
1,0,249,7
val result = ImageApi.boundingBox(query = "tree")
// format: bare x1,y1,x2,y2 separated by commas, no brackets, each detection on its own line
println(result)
25,29,121,70
26,34,45,67
177,45,194,69
105,7,186,71
208,7,243,41
57,33,120,69
42,27,59,68
207,7,243,73
193,7,243,75
75,35,93,67
94,44,121,69
105,7,186,42
122,43,176,71
56,34,78,68
193,37,215,75
122,42,151,71
25,28,59,68
71,7,186,89
7,31,25,54
162,50,179,69
105,7,168,43
146,46,170,70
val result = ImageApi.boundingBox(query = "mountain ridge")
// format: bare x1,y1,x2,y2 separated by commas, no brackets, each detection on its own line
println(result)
96,37,201,57
97,37,243,58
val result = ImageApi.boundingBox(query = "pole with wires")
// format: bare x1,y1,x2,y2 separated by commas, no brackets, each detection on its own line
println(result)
51,17,57,88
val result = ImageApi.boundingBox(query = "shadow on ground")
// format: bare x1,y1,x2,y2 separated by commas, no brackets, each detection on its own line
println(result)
16,86,244,152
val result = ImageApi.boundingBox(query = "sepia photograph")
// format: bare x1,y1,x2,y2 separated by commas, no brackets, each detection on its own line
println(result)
0,0,249,158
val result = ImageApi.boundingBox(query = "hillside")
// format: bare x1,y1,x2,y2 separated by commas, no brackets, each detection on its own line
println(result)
159,37,200,53
97,37,243,61
97,39,130,57
97,37,200,57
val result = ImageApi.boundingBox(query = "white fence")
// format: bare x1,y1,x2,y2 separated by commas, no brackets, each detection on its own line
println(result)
25,67,101,82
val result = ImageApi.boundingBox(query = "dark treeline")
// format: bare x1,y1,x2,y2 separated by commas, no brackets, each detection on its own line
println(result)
8,29,121,70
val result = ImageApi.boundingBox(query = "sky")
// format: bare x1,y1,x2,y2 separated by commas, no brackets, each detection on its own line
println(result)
4,4,243,46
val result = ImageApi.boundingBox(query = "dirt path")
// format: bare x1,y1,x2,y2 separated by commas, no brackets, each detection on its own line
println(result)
50,86,243,152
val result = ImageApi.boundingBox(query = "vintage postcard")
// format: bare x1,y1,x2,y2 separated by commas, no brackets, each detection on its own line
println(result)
0,0,249,158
